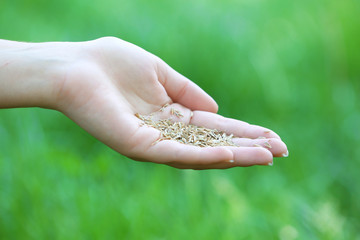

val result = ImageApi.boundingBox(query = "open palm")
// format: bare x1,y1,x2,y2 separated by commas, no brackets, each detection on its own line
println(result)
54,37,287,169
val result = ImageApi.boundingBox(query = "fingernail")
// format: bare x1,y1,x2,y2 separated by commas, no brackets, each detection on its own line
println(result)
282,150,289,157
268,162,273,166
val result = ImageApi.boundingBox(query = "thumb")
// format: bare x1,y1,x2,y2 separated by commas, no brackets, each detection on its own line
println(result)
157,60,218,113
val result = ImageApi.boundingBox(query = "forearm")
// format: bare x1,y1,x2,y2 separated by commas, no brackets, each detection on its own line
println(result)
0,39,58,109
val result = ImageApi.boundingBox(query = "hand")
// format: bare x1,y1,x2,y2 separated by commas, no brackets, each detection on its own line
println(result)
0,37,288,169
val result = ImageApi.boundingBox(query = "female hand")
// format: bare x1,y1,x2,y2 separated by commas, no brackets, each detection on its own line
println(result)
0,37,288,169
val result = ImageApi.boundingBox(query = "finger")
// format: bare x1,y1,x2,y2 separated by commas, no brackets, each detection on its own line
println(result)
167,146,273,170
157,61,218,113
168,161,269,170
232,138,288,157
145,141,234,165
227,146,273,166
190,110,282,139
167,162,235,170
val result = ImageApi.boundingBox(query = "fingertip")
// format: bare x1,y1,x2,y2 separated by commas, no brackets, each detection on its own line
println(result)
229,146,273,167
268,131,281,140
255,148,274,166
184,81,219,113
208,97,219,113
282,150,289,158
274,139,288,158
241,138,288,158
255,147,273,163
160,62,219,113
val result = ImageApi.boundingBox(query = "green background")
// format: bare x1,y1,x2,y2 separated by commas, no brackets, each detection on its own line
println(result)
1,0,360,239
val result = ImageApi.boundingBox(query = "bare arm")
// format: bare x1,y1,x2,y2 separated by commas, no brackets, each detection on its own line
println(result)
0,37,288,169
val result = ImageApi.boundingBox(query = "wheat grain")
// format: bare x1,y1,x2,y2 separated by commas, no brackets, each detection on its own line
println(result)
264,141,272,149
135,113,237,147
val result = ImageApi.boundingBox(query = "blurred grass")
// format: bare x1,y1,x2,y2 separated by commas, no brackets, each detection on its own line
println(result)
1,0,360,239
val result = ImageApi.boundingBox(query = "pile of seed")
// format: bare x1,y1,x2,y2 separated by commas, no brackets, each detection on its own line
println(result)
135,112,237,147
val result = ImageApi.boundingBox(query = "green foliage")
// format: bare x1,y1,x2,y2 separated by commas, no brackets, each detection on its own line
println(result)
1,0,360,239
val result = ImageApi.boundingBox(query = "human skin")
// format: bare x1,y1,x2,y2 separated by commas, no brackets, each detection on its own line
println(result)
0,37,288,169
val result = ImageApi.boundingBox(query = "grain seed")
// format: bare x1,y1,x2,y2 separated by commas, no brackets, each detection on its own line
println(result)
264,141,272,149
135,113,236,147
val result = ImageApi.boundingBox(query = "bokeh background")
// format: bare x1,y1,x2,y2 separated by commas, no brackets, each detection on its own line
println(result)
1,0,359,239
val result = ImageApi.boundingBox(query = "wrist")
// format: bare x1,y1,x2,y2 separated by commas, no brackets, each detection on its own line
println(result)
0,40,70,109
